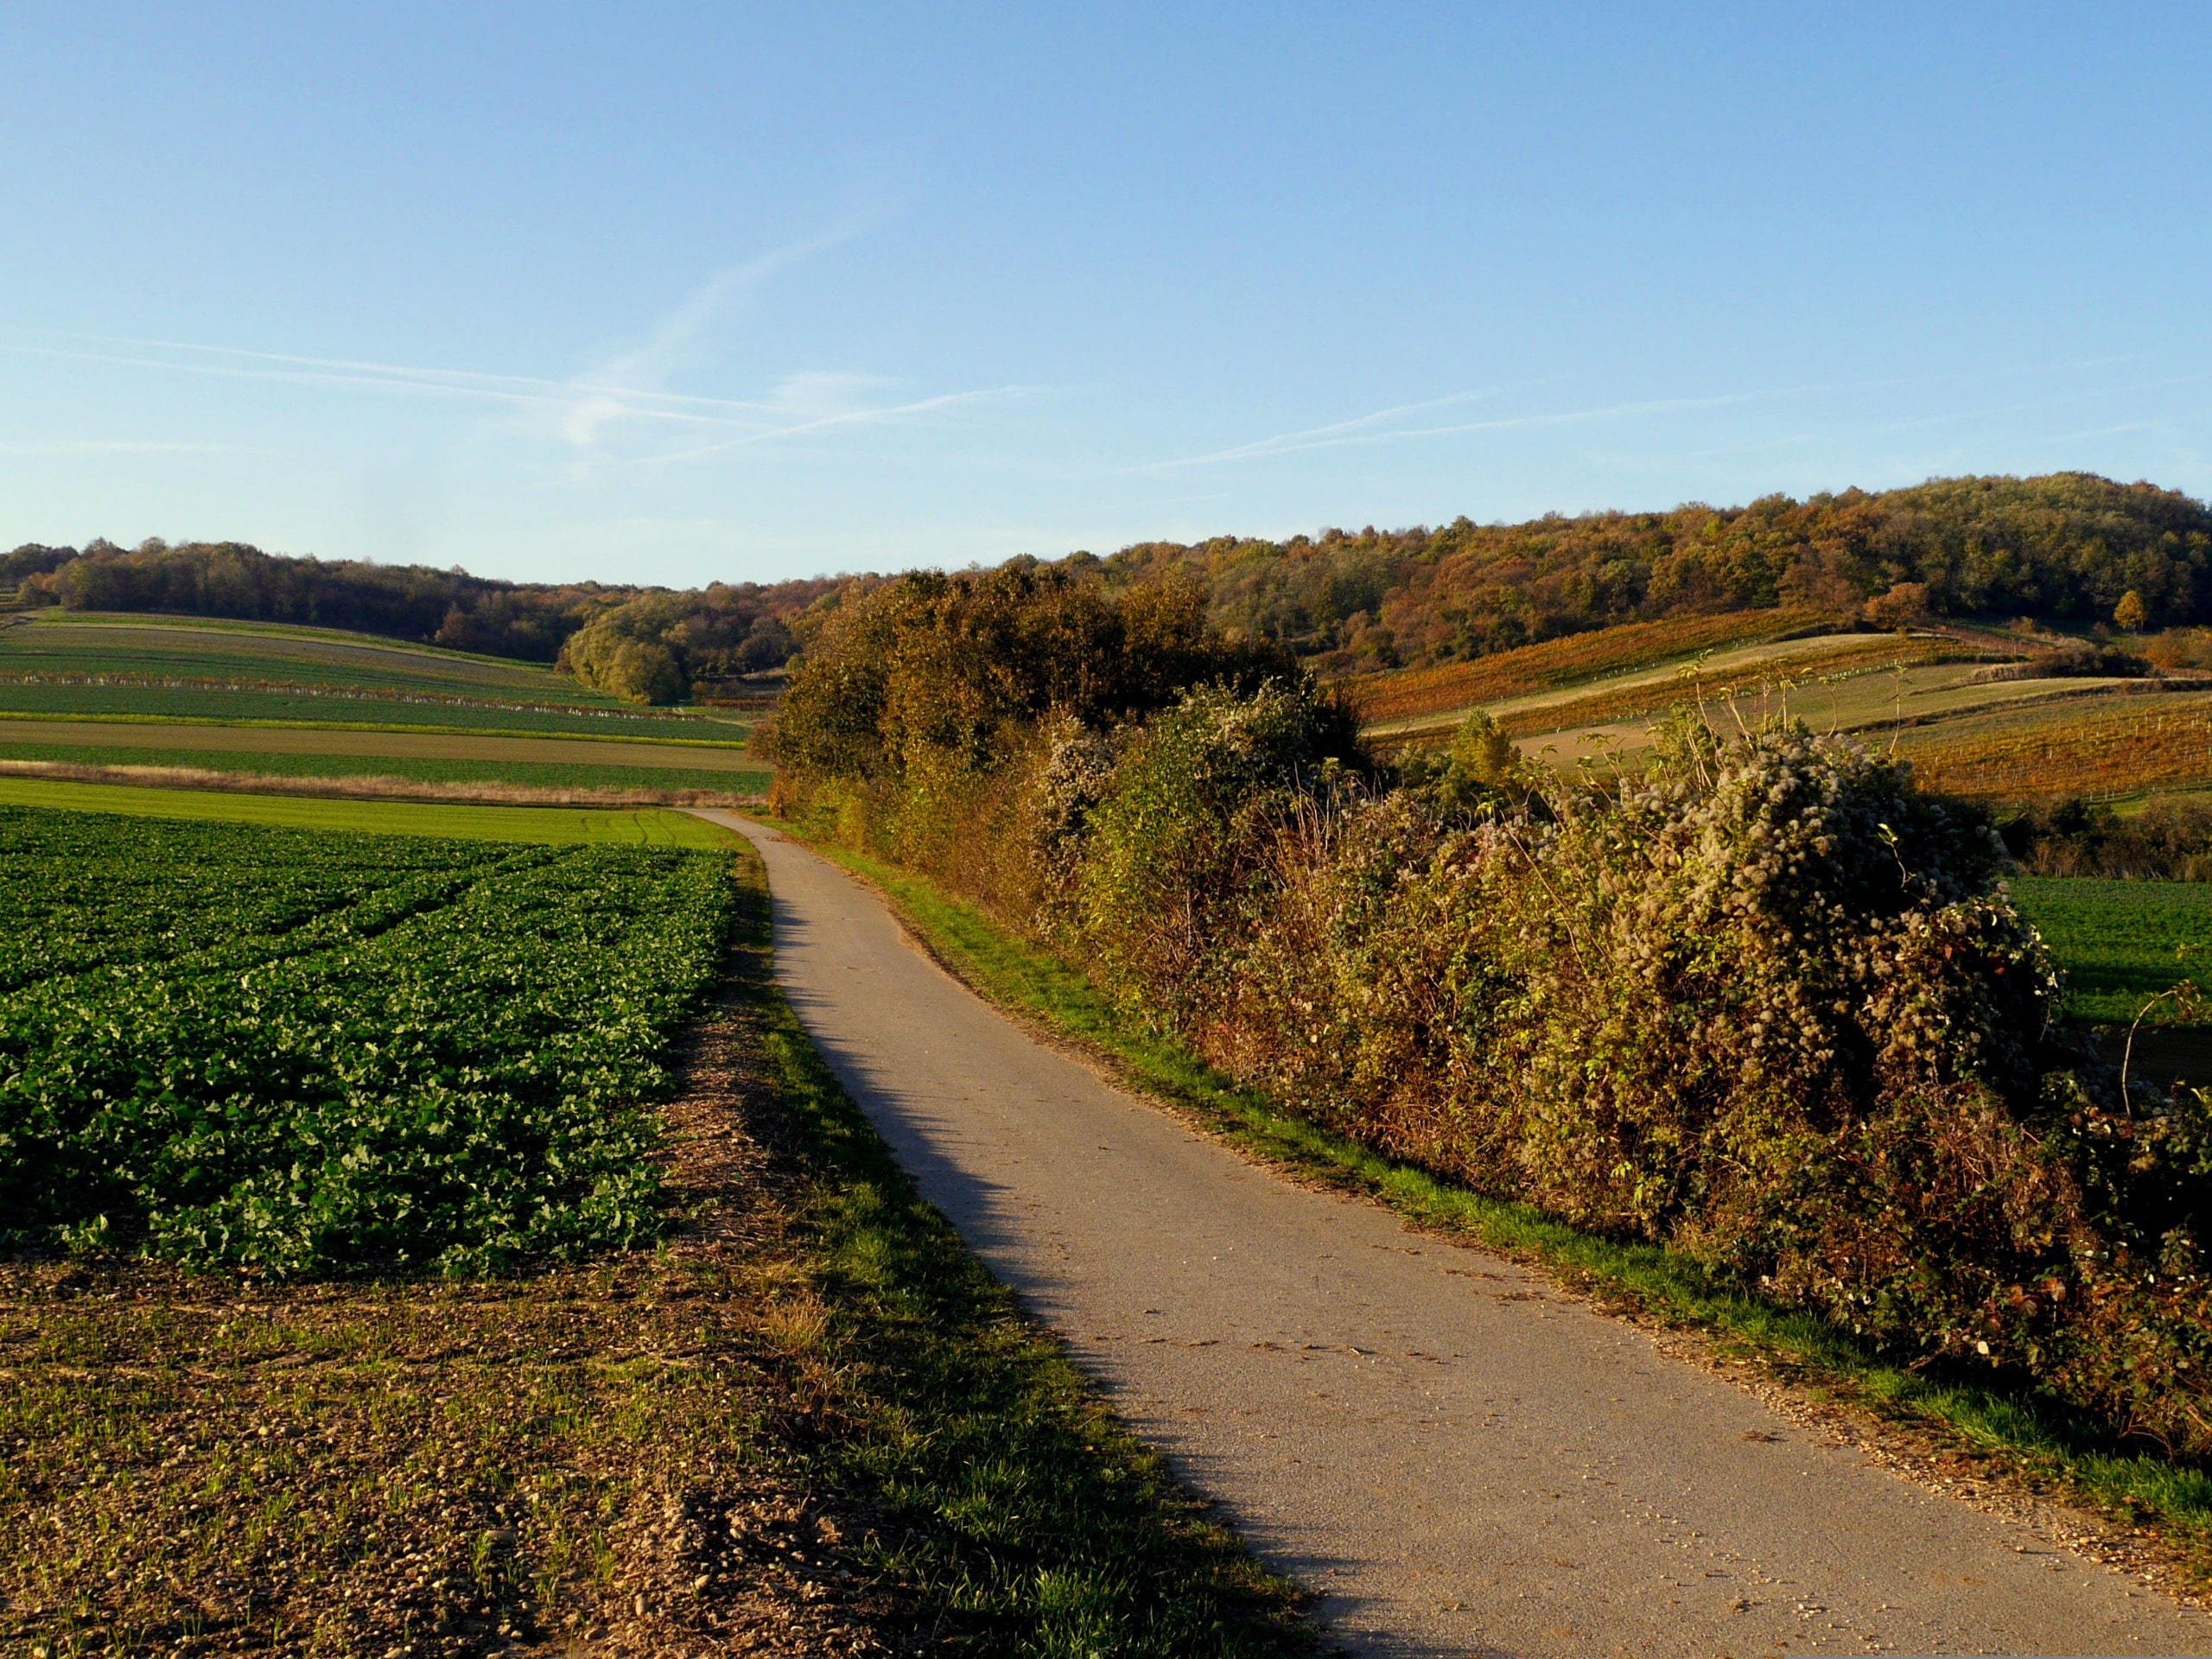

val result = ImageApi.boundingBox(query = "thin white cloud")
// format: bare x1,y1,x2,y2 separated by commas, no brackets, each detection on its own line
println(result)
12,337,781,429
563,219,875,446
1160,388,1520,466
1134,354,2203,476
1138,388,1803,472
3,212,1027,468
638,385,1039,467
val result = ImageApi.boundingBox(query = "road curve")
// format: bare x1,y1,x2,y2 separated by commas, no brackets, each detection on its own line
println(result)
696,811,2209,1658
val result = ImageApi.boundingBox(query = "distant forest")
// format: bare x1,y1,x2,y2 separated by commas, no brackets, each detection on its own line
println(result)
1099,472,2212,674
0,538,843,700
7,473,2207,699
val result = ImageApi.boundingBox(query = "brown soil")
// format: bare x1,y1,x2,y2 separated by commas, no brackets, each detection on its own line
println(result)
0,983,920,1657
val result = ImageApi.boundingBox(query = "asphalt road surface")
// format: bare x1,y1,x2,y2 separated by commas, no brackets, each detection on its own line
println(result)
696,811,2210,1658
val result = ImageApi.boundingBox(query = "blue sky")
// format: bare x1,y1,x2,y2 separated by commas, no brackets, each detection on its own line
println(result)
3,3,2208,586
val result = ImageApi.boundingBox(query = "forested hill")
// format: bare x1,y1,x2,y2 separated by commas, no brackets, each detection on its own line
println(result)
1098,472,2212,674
9,472,2206,700
0,538,843,697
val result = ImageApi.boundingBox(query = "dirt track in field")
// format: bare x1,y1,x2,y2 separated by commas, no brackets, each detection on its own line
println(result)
699,810,2212,1657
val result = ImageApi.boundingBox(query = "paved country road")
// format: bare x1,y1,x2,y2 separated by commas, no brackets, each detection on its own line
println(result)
695,811,2211,1658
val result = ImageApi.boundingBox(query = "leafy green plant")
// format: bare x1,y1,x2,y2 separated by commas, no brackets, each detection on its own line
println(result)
0,805,734,1274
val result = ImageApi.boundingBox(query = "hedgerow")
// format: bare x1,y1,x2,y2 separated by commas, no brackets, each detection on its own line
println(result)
0,807,734,1275
774,570,2212,1454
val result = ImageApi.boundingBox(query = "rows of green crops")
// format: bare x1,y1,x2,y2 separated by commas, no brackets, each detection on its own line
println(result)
0,804,734,1274
2012,875,2212,1027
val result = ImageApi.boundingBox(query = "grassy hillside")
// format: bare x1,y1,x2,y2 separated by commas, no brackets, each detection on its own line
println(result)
0,612,766,806
0,610,617,699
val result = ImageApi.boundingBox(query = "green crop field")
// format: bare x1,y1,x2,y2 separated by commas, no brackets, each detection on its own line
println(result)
0,737,770,796
2011,876,2212,1027
0,715,754,766
0,776,736,844
0,612,608,698
0,804,737,1274
0,679,727,737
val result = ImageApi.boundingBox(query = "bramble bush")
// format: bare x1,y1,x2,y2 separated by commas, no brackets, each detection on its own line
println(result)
774,572,2212,1452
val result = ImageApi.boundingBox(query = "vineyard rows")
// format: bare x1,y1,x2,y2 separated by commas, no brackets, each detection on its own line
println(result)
0,806,734,1274
1493,636,1985,738
1903,693,2212,800
1345,609,1824,724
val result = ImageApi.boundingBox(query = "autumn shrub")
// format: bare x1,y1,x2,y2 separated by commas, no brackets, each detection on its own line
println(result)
2002,796,2212,881
776,571,2212,1452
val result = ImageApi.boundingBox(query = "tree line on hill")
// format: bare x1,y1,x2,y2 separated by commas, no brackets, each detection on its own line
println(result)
10,472,2208,700
0,537,841,698
1102,471,2212,672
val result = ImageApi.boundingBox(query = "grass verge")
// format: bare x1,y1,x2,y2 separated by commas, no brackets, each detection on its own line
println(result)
0,776,739,846
0,707,750,747
0,741,771,796
782,824,2212,1581
0,833,1306,1657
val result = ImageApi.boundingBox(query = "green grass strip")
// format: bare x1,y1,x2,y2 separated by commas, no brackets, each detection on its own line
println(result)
20,607,601,677
725,843,1311,1656
0,777,733,847
779,825,2212,1573
0,739,771,795
0,709,751,749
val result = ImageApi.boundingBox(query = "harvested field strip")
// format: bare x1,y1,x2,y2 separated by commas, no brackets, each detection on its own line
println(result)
28,607,560,659
1344,609,1831,723
0,776,736,844
0,839,1306,1657
0,741,770,796
1901,694,2212,802
0,715,753,761
0,689,737,739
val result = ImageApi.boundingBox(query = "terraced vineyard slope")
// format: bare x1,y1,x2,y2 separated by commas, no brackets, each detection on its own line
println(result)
1354,612,2212,801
